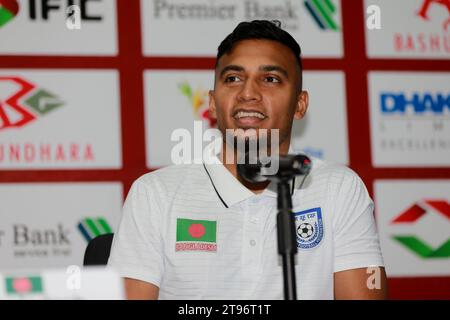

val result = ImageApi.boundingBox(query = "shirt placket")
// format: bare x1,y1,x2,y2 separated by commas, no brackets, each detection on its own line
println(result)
242,196,264,285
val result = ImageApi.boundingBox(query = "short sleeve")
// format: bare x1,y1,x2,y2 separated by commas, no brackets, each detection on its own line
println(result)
332,169,384,273
108,176,165,287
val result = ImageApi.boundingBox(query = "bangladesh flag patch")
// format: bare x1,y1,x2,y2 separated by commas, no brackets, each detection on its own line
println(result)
5,276,43,296
176,218,217,252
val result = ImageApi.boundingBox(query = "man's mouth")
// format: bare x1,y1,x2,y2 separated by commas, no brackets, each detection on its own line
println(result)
233,110,267,126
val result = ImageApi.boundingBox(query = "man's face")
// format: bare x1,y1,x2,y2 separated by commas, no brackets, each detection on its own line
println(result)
209,39,308,153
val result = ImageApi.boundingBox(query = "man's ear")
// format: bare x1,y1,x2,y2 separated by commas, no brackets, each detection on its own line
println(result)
209,90,217,119
294,90,309,120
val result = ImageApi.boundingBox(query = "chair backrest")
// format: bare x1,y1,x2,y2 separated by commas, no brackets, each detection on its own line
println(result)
83,233,114,266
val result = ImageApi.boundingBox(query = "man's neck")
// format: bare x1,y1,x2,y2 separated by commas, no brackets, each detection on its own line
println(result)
222,157,269,194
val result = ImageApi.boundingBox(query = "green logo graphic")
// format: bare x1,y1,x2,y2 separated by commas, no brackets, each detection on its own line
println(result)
0,0,19,28
5,276,43,295
304,0,339,31
78,217,112,242
391,200,450,259
392,236,450,258
24,89,64,115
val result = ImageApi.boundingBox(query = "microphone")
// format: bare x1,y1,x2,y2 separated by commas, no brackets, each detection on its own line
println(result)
237,153,312,183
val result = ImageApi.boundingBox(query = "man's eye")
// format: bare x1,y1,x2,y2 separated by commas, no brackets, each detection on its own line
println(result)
265,76,280,83
225,76,241,83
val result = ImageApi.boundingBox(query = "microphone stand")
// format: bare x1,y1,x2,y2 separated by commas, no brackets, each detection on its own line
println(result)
237,152,311,300
276,177,298,300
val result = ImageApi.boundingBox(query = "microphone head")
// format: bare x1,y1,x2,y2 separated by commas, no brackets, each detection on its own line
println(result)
237,161,268,183
292,154,312,175
237,153,312,183
236,152,268,183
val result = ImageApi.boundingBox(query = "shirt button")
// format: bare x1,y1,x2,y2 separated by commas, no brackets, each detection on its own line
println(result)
250,240,256,246
250,217,259,223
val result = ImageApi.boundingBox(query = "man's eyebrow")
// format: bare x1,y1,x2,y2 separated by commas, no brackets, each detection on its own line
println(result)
260,65,289,79
219,65,244,78
218,64,290,79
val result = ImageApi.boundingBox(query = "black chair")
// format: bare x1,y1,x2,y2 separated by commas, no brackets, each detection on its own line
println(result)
83,233,114,266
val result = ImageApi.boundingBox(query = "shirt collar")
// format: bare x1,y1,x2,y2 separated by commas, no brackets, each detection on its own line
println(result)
202,141,254,208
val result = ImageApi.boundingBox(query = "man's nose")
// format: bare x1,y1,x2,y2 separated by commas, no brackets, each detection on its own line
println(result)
237,79,262,102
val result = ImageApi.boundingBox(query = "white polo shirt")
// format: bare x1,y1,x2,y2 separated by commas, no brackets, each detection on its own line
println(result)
108,147,384,300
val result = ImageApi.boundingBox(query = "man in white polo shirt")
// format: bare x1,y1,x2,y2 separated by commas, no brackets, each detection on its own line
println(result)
108,20,387,300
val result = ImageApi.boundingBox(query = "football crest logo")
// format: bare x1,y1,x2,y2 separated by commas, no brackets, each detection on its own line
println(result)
294,207,324,249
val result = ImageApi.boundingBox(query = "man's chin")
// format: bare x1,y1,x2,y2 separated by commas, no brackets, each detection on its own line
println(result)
236,128,260,139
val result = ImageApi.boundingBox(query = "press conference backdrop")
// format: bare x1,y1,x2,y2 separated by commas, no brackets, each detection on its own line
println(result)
0,0,449,299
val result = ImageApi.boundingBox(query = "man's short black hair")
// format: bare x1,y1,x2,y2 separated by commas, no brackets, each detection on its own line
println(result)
216,20,303,89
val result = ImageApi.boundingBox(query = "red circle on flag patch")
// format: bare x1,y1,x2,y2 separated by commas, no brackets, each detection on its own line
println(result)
188,224,205,238
13,278,32,293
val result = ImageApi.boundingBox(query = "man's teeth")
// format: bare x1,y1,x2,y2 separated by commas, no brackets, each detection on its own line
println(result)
235,111,265,119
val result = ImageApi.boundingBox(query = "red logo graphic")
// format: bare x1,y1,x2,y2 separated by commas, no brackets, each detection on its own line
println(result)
417,0,450,30
0,77,64,131
391,200,450,223
391,200,450,258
